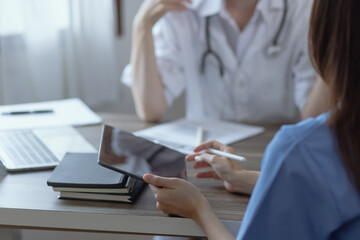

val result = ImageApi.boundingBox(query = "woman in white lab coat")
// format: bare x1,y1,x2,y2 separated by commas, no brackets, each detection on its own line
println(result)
122,0,317,123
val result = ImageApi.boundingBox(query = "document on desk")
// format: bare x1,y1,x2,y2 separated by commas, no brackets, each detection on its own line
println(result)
0,98,102,130
134,118,265,154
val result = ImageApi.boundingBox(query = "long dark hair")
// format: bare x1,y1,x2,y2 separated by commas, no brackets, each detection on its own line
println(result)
309,0,360,192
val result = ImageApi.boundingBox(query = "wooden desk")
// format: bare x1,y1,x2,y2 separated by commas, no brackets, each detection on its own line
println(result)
0,114,279,239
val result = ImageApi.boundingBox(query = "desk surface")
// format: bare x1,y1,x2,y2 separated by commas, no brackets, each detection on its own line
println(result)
0,114,278,237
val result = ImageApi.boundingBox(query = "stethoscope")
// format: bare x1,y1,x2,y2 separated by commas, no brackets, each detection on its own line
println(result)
200,0,288,76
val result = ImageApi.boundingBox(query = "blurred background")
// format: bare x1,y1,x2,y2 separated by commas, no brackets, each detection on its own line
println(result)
0,0,183,239
0,0,184,119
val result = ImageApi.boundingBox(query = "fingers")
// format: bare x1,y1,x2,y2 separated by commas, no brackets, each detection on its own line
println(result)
138,0,191,26
187,152,223,167
193,141,219,152
186,152,202,161
195,153,218,164
156,0,189,11
148,184,160,195
143,173,179,188
193,140,234,153
193,161,211,169
195,171,221,180
151,187,173,215
163,0,192,5
187,152,219,167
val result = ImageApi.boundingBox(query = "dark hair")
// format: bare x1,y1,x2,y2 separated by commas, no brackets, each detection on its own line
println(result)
309,0,360,192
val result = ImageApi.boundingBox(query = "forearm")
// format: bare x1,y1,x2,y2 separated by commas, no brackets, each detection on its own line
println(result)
226,170,260,195
130,19,167,122
194,198,235,240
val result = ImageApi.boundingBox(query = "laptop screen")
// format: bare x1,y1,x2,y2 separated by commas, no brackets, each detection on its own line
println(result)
98,125,186,181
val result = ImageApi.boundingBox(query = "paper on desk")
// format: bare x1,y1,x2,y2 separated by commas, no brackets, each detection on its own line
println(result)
134,118,264,154
0,98,102,130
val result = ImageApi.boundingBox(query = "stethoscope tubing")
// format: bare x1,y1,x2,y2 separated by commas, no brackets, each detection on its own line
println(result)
200,16,225,76
200,0,288,76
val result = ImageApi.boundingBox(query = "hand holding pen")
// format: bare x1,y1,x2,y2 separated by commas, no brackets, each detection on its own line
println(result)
187,139,243,176
195,126,246,162
188,127,257,194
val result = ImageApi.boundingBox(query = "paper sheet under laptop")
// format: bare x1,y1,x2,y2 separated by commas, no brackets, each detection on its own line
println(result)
134,118,264,154
0,98,102,130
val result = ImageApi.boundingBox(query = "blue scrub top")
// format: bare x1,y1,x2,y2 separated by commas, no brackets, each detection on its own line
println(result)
237,112,360,239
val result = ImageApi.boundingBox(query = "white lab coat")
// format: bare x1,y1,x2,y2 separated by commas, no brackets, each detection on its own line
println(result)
122,0,317,123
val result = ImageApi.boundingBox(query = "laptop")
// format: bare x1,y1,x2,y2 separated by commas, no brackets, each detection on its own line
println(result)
0,126,96,172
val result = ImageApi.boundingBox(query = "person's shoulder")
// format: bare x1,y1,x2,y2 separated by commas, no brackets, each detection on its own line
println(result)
270,112,343,184
280,113,360,226
290,0,314,11
262,112,331,171
270,112,328,149
279,112,330,144
270,0,313,13
286,0,314,22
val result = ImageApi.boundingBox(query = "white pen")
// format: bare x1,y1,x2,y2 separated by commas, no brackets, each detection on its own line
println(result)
196,126,246,162
195,125,204,146
206,148,246,162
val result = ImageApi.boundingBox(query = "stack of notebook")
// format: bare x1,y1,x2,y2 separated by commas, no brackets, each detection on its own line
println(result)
47,153,145,203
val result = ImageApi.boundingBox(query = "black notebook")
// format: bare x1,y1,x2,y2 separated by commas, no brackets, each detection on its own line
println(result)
58,179,145,203
52,176,135,194
47,153,146,202
47,153,127,189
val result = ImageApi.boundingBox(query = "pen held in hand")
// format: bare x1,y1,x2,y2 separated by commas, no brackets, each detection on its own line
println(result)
195,125,204,146
206,148,246,162
195,125,246,162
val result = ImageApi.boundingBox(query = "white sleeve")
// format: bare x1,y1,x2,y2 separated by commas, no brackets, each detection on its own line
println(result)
292,38,317,111
121,14,186,107
121,64,132,87
291,2,317,111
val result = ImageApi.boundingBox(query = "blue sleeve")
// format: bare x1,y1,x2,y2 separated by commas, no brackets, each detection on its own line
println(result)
236,127,339,240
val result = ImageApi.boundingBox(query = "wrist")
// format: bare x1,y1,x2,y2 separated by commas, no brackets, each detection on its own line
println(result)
192,195,213,225
133,14,154,33
226,170,259,195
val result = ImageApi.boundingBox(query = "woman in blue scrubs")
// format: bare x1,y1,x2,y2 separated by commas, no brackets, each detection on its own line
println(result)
143,0,360,239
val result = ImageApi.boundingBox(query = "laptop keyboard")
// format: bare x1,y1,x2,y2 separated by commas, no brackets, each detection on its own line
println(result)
0,130,58,170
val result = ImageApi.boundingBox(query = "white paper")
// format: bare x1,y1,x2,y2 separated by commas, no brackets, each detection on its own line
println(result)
0,98,102,130
134,118,264,154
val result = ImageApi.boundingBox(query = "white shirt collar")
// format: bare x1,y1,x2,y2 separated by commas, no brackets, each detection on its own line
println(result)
187,0,223,17
218,0,264,22
188,0,285,21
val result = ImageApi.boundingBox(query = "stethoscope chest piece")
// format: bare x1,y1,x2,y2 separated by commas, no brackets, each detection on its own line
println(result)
266,45,282,58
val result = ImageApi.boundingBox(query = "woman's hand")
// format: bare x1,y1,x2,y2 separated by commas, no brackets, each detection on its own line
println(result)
135,0,191,29
187,141,259,195
144,174,236,240
143,174,210,221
